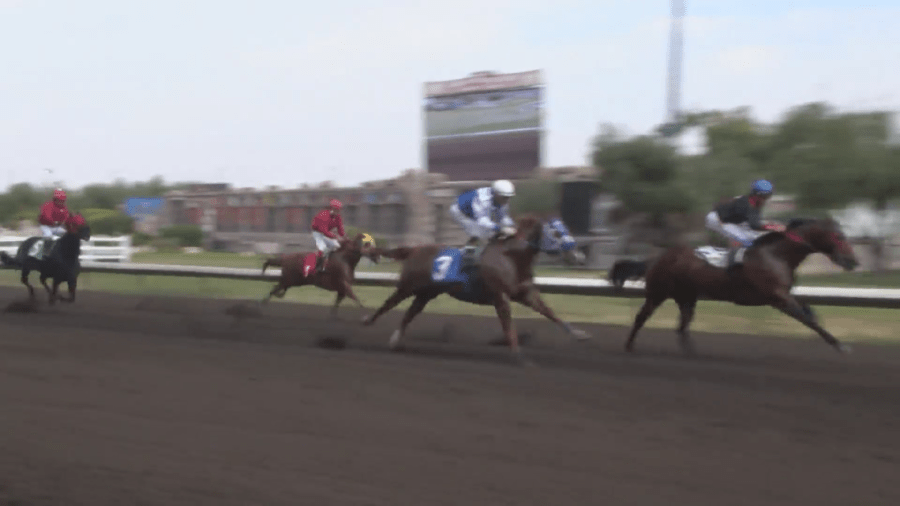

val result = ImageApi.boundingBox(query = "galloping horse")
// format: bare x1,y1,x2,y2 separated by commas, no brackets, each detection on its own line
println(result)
362,215,591,365
260,233,379,318
0,213,91,305
608,217,859,355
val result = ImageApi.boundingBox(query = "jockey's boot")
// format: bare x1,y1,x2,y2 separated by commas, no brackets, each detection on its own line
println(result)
460,237,480,269
315,252,329,274
725,246,747,275
36,238,53,260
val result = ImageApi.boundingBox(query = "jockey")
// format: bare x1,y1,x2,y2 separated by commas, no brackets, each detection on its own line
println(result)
449,179,517,265
705,179,785,260
36,188,71,259
311,198,346,273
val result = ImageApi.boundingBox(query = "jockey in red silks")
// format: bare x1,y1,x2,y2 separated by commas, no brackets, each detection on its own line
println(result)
35,188,71,259
39,188,70,238
310,199,346,273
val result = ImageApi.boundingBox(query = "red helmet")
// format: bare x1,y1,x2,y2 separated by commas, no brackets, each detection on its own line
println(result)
53,188,67,201
329,199,343,209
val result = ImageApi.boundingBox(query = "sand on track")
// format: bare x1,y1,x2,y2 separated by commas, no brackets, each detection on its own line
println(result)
0,287,898,505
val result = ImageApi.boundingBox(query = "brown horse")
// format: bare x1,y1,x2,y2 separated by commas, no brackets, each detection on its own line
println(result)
361,215,591,365
260,233,379,318
608,217,859,355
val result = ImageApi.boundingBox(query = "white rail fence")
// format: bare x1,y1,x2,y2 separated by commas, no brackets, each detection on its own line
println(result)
0,232,896,308
0,235,132,263
64,262,900,310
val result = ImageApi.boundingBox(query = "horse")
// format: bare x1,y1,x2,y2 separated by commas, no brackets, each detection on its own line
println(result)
361,215,591,365
260,232,379,318
0,213,91,305
608,217,860,355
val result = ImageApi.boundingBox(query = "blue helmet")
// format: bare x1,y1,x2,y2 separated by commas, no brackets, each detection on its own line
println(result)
751,179,773,196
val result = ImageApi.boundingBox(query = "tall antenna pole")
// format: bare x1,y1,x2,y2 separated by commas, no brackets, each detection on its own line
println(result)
665,0,686,125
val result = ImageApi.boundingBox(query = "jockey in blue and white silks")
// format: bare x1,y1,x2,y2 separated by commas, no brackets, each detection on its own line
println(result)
449,179,517,264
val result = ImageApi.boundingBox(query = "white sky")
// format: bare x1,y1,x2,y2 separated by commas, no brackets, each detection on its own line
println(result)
2,0,898,191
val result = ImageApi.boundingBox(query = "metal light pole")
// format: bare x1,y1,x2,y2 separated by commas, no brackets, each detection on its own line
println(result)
661,0,686,138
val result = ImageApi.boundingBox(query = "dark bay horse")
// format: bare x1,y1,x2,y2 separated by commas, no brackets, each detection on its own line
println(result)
260,233,379,318
608,217,859,355
0,213,91,305
362,215,591,365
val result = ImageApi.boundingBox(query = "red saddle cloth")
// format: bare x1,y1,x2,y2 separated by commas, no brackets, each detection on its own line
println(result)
299,252,321,278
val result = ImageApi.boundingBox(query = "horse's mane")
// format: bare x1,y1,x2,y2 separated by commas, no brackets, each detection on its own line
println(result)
515,214,543,230
752,217,824,248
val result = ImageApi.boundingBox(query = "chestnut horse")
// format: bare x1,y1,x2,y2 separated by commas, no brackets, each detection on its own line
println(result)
608,217,859,355
260,233,379,318
0,213,91,305
362,215,591,365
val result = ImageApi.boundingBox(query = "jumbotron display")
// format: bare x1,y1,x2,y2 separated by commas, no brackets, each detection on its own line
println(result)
423,70,544,181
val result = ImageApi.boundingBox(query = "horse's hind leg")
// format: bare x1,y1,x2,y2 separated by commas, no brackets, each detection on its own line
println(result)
675,296,698,356
261,283,287,305
388,292,437,350
21,270,35,300
625,295,666,352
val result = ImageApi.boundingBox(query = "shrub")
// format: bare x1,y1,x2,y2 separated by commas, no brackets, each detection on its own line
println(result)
132,231,153,246
158,224,204,247
79,208,135,235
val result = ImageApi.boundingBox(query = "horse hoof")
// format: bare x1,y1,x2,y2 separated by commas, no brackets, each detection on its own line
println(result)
361,315,374,326
388,330,402,349
570,328,591,341
837,343,853,354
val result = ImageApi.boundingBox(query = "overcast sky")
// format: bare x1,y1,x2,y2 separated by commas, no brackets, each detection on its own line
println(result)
2,0,898,191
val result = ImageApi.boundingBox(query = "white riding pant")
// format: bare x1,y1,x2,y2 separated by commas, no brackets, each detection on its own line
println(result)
312,231,341,254
40,225,66,238
449,204,495,240
705,211,760,248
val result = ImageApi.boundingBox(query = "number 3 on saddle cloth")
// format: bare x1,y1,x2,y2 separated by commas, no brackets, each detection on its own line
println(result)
430,248,486,303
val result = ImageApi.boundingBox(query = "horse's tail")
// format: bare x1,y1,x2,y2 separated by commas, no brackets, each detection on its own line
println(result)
379,247,413,261
608,259,649,289
261,255,283,274
0,251,21,269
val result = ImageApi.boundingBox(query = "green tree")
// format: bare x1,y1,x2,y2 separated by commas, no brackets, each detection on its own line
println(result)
591,125,694,221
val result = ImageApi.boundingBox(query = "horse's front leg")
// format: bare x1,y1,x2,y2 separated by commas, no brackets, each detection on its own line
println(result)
48,279,62,306
514,286,591,341
773,292,849,353
494,292,531,366
61,278,77,303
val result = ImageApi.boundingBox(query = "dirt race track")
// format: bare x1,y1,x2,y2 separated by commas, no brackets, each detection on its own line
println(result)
0,286,899,506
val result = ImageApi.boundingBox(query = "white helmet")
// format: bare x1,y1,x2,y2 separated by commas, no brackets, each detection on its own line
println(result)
491,179,515,197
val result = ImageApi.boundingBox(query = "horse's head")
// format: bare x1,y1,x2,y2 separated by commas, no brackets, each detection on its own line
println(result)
540,218,585,265
65,213,91,241
341,232,379,264
356,232,379,264
786,217,859,271
513,215,584,264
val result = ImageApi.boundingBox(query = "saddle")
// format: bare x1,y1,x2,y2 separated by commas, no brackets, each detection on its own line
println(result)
694,245,747,270
26,237,57,261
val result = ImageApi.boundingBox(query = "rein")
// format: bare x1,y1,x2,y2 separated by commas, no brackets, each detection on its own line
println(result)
784,231,815,252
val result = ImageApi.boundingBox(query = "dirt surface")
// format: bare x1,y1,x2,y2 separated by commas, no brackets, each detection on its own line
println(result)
0,285,899,506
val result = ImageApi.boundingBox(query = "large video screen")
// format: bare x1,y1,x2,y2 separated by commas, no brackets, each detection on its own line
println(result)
424,87,542,138
423,70,543,182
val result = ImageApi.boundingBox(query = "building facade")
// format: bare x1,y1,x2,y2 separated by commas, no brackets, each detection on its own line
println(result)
162,168,600,254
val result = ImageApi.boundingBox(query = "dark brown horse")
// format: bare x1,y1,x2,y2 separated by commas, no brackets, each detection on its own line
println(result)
260,233,379,318
608,217,860,355
361,215,591,365
0,213,91,305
